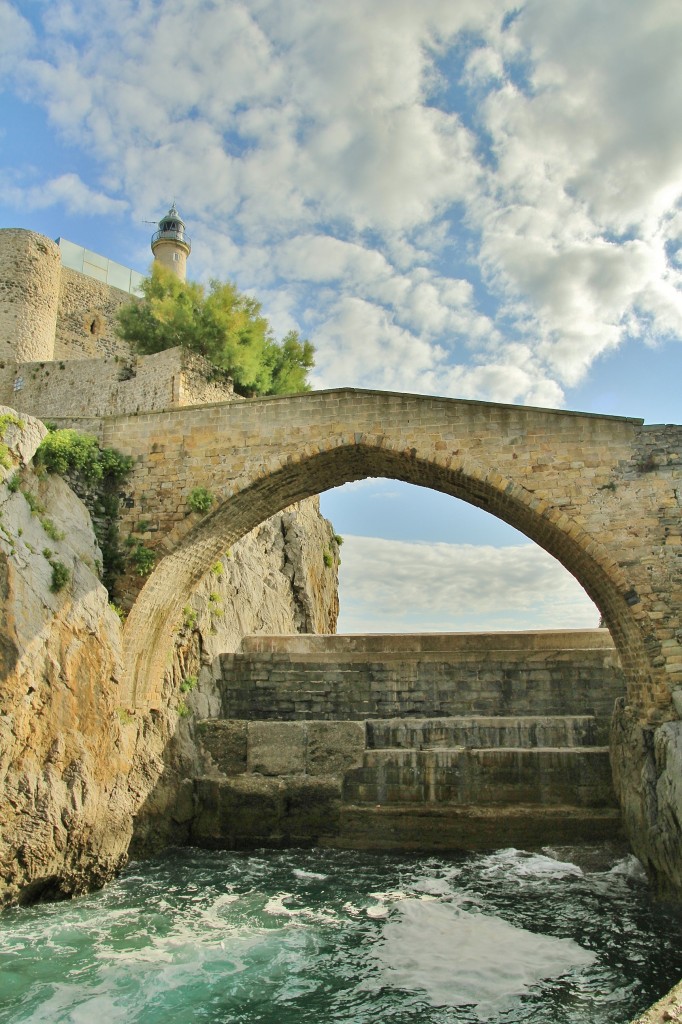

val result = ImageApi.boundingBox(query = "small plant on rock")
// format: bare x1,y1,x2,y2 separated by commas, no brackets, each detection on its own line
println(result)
187,487,214,514
49,559,70,593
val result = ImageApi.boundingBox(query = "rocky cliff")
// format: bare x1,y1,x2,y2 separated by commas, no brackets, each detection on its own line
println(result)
0,408,338,906
611,700,682,897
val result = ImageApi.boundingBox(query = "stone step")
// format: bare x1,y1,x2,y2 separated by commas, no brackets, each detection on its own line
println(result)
240,629,616,656
343,747,616,809
219,651,623,731
222,648,618,668
189,775,623,852
326,805,624,852
366,715,600,750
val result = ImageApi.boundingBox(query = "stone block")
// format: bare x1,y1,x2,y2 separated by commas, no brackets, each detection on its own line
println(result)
248,721,306,775
192,776,283,845
305,721,366,775
281,777,342,839
196,719,247,776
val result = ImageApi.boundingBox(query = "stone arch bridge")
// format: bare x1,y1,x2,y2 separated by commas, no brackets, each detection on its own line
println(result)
67,388,681,716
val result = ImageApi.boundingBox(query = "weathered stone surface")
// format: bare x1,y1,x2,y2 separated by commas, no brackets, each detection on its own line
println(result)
306,721,365,776
219,635,625,741
628,978,682,1024
324,805,624,852
0,410,166,906
248,722,307,775
126,491,339,856
611,699,682,895
196,720,248,776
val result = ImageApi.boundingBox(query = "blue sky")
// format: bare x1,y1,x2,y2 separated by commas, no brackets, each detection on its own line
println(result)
1,0,680,632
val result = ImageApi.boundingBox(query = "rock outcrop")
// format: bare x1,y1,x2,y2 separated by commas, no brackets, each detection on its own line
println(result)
611,699,682,896
0,408,339,905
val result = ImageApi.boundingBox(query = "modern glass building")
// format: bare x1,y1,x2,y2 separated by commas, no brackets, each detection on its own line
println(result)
56,238,144,296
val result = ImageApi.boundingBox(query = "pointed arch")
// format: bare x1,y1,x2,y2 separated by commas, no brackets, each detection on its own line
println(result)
122,439,651,709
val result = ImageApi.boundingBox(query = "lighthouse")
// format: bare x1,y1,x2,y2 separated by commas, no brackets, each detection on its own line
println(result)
150,202,191,281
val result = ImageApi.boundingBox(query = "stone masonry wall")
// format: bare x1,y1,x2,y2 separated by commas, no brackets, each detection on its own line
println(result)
218,637,624,741
54,267,138,361
0,347,234,420
0,230,60,363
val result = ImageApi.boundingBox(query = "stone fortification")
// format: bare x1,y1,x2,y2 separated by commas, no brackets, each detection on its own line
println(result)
0,347,234,420
55,265,139,361
180,631,622,852
0,230,61,364
0,228,141,365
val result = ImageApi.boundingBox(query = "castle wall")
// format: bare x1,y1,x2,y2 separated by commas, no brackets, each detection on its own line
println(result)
54,267,137,361
0,230,60,363
0,348,234,421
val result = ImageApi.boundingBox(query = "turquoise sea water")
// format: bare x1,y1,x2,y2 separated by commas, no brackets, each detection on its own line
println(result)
0,845,680,1024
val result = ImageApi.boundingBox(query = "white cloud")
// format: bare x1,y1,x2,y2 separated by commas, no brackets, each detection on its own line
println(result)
0,172,126,216
337,535,598,633
2,0,680,408
0,1,33,77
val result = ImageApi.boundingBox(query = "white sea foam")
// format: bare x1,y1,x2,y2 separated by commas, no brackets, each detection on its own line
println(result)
479,847,584,879
292,868,328,880
372,898,596,1020
411,877,454,897
608,855,647,880
263,891,337,924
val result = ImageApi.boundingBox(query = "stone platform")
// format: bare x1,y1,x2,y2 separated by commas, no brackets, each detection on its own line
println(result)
185,631,625,851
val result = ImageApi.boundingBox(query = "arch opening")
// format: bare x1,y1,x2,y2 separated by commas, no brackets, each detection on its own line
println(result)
321,477,601,634
122,442,651,710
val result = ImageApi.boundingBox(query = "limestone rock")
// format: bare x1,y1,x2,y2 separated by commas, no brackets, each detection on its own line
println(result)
611,699,682,896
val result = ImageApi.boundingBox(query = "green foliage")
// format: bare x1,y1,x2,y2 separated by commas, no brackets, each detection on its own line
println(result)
128,539,156,576
116,707,133,725
49,560,70,593
117,264,315,396
0,413,24,469
21,490,44,515
208,592,220,603
40,517,64,543
177,699,191,718
211,560,224,577
183,605,198,630
35,429,133,484
333,534,344,546
7,472,20,493
323,550,333,568
34,429,134,598
109,602,127,622
180,675,198,694
188,486,214,514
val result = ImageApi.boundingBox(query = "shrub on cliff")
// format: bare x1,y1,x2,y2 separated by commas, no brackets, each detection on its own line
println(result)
116,264,315,396
34,429,134,597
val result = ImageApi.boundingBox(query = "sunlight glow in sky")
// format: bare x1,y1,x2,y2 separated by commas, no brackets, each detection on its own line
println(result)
1,0,680,631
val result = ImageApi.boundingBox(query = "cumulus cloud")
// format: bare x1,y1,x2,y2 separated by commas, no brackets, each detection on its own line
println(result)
0,172,127,216
1,0,680,405
337,535,598,633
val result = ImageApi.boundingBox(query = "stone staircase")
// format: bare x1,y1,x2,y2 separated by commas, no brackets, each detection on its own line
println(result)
188,632,624,851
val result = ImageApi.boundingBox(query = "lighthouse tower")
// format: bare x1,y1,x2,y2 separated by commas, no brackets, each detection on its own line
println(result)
150,203,191,281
